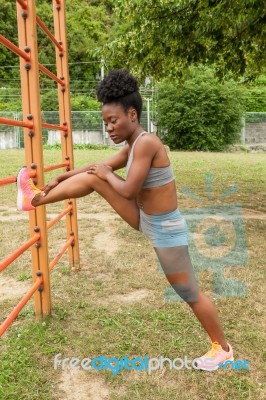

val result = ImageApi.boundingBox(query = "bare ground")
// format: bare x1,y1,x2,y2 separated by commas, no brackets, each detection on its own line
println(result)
1,207,265,303
55,367,110,400
1,207,265,398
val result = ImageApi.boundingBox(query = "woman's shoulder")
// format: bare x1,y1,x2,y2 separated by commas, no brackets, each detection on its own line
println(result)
141,133,167,154
141,133,163,146
132,133,161,160
133,133,169,164
140,133,170,165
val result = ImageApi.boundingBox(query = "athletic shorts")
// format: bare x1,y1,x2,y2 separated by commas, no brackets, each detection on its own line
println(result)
139,208,188,248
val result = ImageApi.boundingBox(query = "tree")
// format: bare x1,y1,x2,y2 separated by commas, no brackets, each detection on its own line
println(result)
0,0,115,111
0,3,19,81
240,75,266,112
158,67,244,151
37,0,114,90
103,0,266,79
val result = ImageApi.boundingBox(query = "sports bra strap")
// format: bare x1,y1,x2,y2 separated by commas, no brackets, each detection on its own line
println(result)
126,131,146,173
129,131,146,157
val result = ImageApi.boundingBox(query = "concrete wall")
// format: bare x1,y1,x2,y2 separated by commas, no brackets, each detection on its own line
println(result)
0,131,19,149
47,130,120,147
1,123,265,148
244,122,266,144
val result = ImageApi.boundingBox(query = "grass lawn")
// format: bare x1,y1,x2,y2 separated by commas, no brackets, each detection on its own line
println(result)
0,149,265,400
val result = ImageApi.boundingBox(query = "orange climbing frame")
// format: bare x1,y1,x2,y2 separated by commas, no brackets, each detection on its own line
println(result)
0,275,44,337
36,15,63,52
0,0,80,336
0,233,41,273
16,0,27,10
0,34,31,61
0,117,33,129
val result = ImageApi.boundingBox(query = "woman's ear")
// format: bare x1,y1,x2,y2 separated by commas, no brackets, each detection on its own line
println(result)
129,107,137,122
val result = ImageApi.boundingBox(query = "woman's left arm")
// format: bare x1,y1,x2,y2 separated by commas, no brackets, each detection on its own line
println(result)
87,136,158,199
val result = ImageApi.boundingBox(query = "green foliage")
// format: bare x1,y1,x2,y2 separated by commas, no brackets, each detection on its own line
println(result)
0,96,21,112
158,67,244,151
242,87,266,112
0,3,18,81
0,90,101,113
32,0,110,100
0,0,114,100
245,112,266,123
43,143,109,150
240,75,266,112
104,0,266,79
71,95,100,111
40,90,58,111
71,111,102,130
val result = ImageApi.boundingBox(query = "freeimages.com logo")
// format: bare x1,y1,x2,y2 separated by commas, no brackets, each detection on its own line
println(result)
158,173,248,301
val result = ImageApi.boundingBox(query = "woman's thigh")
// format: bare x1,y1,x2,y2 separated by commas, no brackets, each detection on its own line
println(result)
89,173,140,229
42,172,140,230
154,245,199,302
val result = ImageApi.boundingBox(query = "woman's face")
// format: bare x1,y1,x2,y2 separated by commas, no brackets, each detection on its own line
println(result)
102,103,138,144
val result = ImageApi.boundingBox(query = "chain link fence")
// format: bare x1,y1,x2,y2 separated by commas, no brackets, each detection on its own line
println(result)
1,111,265,149
0,111,153,148
0,112,21,149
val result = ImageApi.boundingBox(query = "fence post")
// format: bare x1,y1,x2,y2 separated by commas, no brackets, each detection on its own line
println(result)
241,117,246,145
16,0,52,316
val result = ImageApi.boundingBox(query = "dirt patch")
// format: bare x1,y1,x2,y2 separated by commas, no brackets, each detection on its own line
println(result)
93,273,112,280
0,275,31,301
56,368,110,400
0,208,266,222
94,225,119,256
185,208,266,222
77,212,118,221
110,289,151,304
1,208,265,222
0,214,28,222
0,210,119,222
242,208,266,220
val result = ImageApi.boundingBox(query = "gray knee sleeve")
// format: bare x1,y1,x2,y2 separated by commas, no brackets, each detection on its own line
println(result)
155,245,199,303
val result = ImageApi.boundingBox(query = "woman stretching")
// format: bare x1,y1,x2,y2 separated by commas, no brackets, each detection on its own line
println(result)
17,69,233,371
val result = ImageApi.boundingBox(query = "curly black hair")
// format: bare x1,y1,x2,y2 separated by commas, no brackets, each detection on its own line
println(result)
96,69,143,122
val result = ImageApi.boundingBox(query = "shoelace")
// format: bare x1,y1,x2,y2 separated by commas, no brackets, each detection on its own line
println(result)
29,179,41,194
204,341,222,358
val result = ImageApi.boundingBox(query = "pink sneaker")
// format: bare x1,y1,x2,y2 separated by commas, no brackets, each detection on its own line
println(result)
195,341,234,371
17,167,41,211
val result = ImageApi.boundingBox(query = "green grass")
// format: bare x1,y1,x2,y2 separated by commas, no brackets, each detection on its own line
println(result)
0,149,265,400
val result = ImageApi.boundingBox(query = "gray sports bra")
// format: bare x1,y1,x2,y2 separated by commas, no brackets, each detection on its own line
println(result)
125,132,175,189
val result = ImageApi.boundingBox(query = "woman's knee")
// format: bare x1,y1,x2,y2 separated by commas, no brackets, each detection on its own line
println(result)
165,270,199,303
83,172,114,192
75,172,106,195
78,172,98,185
171,282,199,303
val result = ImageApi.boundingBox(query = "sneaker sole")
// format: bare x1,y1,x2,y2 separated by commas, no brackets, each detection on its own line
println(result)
198,356,234,371
16,167,26,211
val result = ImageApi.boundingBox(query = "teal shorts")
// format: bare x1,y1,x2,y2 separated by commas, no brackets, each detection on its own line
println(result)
139,209,188,248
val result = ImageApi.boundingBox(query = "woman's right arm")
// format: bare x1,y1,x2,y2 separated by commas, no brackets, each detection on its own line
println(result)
58,144,129,181
99,144,129,171
41,145,129,194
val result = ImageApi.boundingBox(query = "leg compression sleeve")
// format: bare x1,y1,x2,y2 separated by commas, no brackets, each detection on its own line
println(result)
155,245,199,303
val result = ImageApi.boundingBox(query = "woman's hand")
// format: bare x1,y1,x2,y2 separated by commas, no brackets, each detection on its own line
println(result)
41,178,60,197
87,164,113,181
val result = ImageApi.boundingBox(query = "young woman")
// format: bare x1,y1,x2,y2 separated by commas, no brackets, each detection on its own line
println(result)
17,69,233,370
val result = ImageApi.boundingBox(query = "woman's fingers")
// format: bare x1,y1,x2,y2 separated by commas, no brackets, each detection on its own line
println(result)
41,181,58,196
42,185,51,197
86,165,97,173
